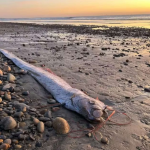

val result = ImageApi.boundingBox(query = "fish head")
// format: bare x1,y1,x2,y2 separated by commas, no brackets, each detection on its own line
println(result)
83,98,106,122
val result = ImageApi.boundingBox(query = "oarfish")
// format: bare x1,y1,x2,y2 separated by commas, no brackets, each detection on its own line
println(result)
0,49,106,122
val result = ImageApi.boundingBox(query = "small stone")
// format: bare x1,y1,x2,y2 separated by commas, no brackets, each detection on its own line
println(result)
22,91,29,96
101,137,109,144
14,145,22,149
3,65,11,72
86,132,92,137
37,122,44,133
18,134,25,140
12,139,18,144
4,92,11,101
0,80,3,85
29,60,37,63
52,107,60,112
53,117,70,134
4,139,11,145
7,73,16,82
0,69,3,76
0,139,3,144
45,121,52,127
0,116,17,130
39,117,50,122
47,99,56,104
14,112,24,118
39,109,47,115
18,122,26,128
0,97,2,103
0,143,10,150
44,111,52,118
33,117,40,125
35,141,43,147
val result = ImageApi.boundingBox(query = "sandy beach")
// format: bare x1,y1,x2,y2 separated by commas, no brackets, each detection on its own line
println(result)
0,22,150,150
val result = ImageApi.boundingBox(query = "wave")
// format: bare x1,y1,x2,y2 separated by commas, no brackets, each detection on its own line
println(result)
1,14,150,21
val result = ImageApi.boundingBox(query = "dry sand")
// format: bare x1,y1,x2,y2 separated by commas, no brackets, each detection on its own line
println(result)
0,22,150,150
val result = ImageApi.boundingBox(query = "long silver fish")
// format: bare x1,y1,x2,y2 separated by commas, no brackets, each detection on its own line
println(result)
0,49,106,122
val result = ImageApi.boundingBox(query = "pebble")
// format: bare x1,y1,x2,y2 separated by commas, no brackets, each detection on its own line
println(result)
47,99,56,104
0,69,3,76
4,139,11,145
0,139,3,144
0,97,2,103
0,80,2,85
14,111,24,118
0,143,10,150
101,137,109,144
22,91,29,96
53,117,70,134
39,117,50,122
12,139,19,144
37,121,44,133
33,117,40,125
18,134,26,140
3,65,11,72
45,121,52,127
144,86,150,92
14,145,22,149
44,111,52,118
52,107,60,112
0,116,17,130
4,92,11,101
7,73,16,82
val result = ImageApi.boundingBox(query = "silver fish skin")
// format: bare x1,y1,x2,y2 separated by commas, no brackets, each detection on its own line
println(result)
0,49,106,122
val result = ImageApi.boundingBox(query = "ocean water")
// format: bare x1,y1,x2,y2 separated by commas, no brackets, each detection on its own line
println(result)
0,14,150,29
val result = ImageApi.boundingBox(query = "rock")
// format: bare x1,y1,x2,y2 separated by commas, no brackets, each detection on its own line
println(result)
39,117,50,122
52,107,60,112
35,141,43,147
0,116,17,130
0,97,2,103
4,92,11,101
14,112,23,118
0,143,10,150
0,139,3,144
14,145,22,149
47,99,56,104
53,117,70,134
7,73,16,82
29,60,37,63
17,69,27,75
101,137,109,144
45,121,52,127
22,91,29,96
0,80,3,85
0,135,6,140
18,122,26,128
37,122,44,133
44,110,52,118
144,86,150,92
3,65,11,72
12,139,18,144
4,139,11,145
0,69,3,76
33,117,40,125
0,91,4,96
39,109,47,115
13,101,29,112
18,134,26,140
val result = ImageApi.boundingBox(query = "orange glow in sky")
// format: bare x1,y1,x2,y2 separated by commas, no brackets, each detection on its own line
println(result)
0,0,150,18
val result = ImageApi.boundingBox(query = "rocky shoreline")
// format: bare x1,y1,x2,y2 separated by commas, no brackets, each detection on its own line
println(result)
0,22,150,150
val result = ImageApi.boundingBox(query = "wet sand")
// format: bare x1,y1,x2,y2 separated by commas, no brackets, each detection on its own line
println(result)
0,22,150,150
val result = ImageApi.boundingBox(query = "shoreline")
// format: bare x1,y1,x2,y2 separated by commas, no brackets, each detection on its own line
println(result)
0,22,150,149
0,22,150,37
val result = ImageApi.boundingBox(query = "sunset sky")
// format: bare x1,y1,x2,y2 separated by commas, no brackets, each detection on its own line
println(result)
0,0,150,18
